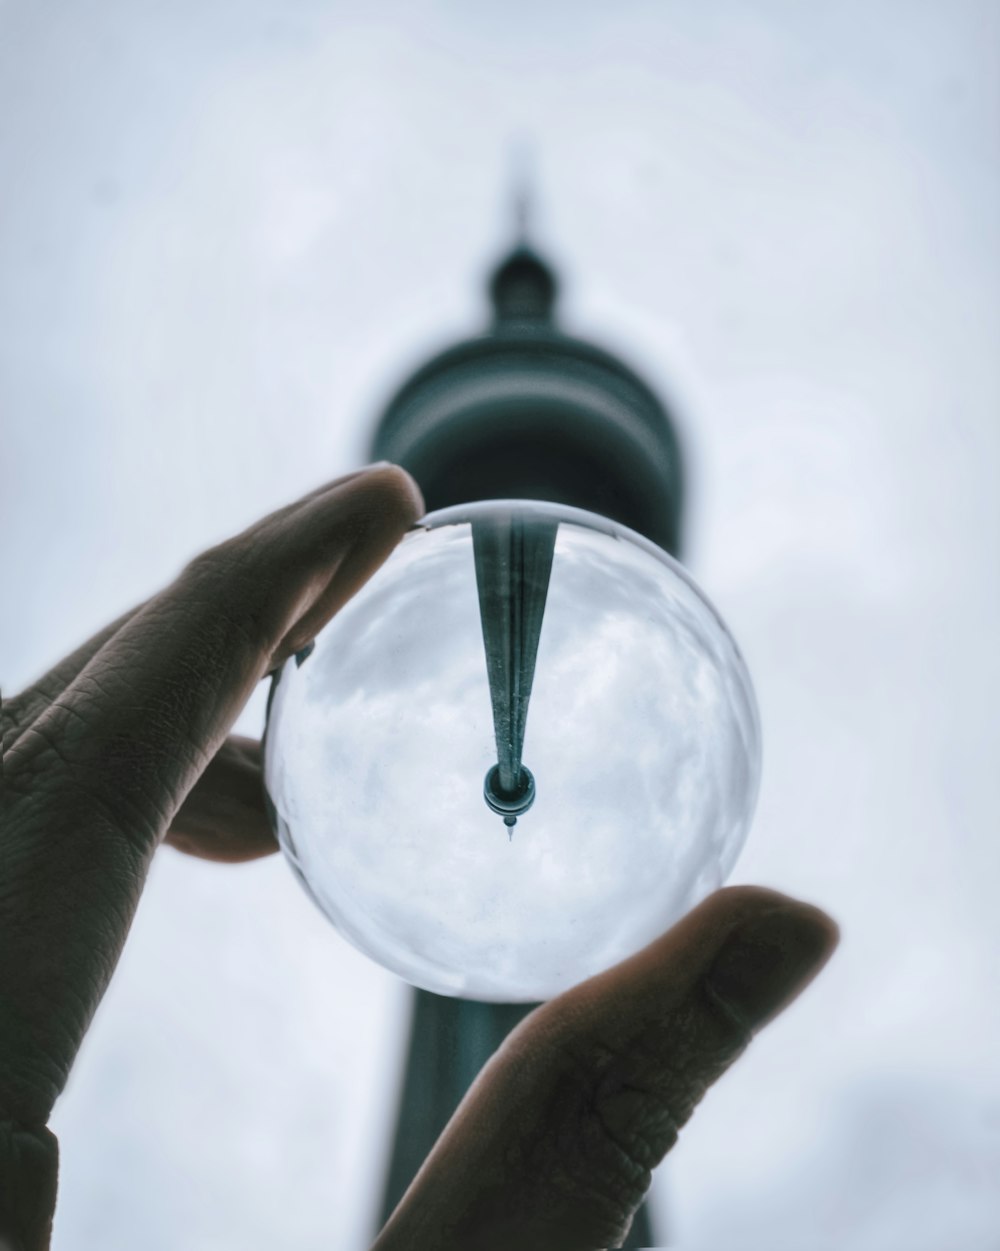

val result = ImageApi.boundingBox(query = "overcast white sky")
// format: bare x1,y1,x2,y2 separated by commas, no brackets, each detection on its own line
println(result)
2,1,999,1248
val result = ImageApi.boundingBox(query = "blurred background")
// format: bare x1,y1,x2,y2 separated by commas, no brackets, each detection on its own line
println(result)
2,1,999,1247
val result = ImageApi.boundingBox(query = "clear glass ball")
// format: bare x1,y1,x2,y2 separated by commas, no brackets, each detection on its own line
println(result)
264,500,760,1002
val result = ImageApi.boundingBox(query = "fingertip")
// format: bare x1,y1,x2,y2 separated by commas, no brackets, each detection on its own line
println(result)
269,463,424,664
546,886,839,1040
703,897,839,1031
348,462,425,529
788,898,840,951
710,886,840,947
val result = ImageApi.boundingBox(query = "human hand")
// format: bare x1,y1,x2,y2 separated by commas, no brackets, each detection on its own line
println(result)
374,885,837,1250
1,464,837,1250
1,464,423,1247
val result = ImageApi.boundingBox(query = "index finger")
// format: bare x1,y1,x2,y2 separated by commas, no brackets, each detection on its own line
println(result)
1,463,423,1130
2,465,383,752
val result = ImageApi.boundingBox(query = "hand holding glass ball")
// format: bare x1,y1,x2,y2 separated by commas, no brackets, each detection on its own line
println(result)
3,466,836,1251
265,499,761,1001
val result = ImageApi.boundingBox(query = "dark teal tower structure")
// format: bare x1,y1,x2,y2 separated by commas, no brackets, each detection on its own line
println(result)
370,225,685,1247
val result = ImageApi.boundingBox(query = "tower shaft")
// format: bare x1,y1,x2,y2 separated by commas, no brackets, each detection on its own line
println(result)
473,512,557,814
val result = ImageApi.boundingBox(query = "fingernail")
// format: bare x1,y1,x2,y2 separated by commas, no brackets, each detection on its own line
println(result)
704,904,838,1030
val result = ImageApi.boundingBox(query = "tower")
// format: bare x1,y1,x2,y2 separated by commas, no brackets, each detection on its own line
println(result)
371,224,685,1248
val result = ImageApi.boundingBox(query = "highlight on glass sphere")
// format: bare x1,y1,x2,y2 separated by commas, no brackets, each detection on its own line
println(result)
264,499,761,1002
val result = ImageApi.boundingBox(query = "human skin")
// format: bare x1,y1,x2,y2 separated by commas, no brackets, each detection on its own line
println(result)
1,463,838,1250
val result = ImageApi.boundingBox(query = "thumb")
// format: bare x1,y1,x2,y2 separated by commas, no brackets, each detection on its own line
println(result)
373,886,838,1251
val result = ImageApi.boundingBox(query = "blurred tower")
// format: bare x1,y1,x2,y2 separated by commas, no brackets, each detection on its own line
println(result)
370,215,684,1248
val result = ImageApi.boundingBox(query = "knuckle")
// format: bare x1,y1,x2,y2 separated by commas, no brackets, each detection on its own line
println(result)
502,1031,656,1241
2,691,31,753
181,537,261,600
590,1075,681,1173
5,713,168,875
178,540,291,657
519,992,751,1229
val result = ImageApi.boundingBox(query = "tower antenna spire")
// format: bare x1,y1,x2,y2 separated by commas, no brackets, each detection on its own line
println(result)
509,137,537,244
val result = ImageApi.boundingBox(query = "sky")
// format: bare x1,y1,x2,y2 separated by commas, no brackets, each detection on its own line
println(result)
2,1,999,1247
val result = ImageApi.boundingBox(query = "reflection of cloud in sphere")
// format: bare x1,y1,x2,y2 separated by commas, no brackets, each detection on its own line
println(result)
265,501,760,1001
